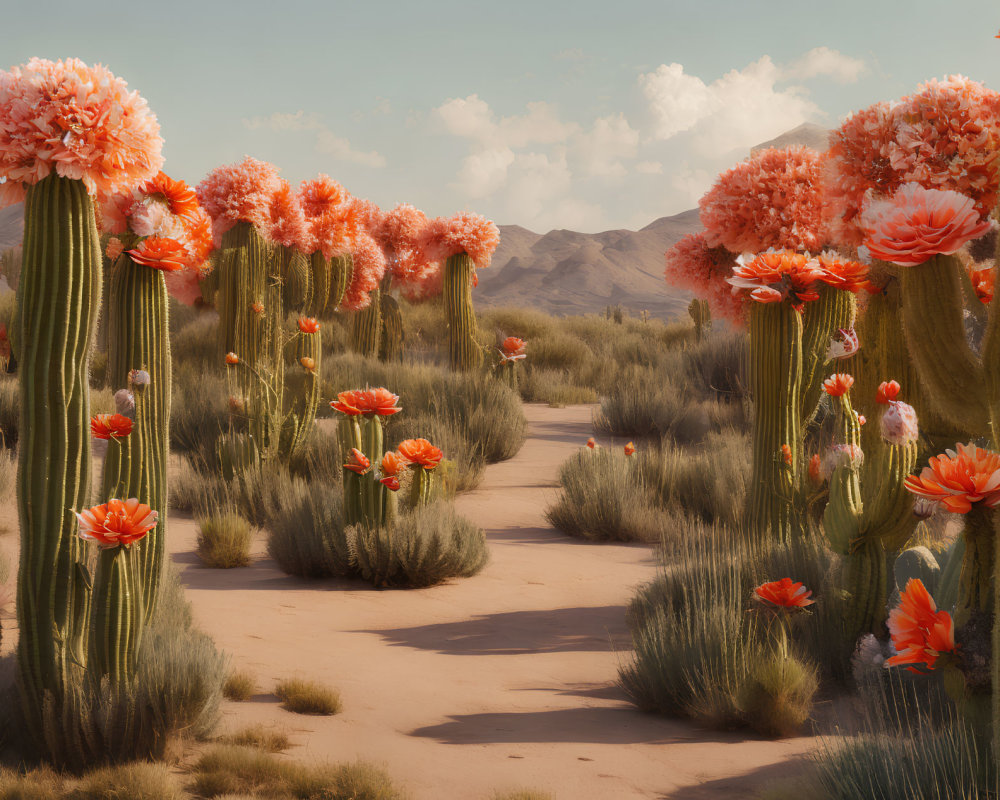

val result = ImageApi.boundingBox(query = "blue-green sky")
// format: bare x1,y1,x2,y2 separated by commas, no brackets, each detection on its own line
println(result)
5,0,998,231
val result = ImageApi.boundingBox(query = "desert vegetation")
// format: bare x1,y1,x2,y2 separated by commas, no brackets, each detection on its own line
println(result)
0,44,998,800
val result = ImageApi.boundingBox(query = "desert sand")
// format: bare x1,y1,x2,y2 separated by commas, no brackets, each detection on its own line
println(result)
0,404,822,798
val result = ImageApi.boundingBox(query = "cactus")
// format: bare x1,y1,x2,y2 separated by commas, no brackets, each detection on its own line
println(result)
104,254,170,621
378,293,404,362
894,546,941,596
278,325,322,459
88,546,143,682
15,174,102,740
444,253,483,371
687,298,711,341
307,251,330,318
329,253,352,314
351,287,382,357
279,245,312,313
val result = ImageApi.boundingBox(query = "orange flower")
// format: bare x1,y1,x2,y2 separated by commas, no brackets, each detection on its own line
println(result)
823,373,855,397
727,250,826,308
624,441,636,456
330,388,400,417
886,578,956,673
105,236,124,260
501,336,526,360
90,413,133,440
858,415,867,426
344,448,371,474
228,396,244,414
863,184,996,266
904,442,1000,514
75,498,158,549
780,444,792,465
300,356,315,371
808,454,822,485
141,171,199,218
127,237,189,272
586,437,597,449
225,352,239,365
754,578,814,609
298,316,320,334
968,265,994,304
816,252,870,293
251,301,265,315
380,451,406,490
876,380,901,404
397,438,443,470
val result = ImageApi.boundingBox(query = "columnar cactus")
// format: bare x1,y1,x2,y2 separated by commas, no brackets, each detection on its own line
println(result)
497,336,526,391
687,298,711,341
279,317,323,458
378,292,404,362
0,57,164,745
351,287,382,356
298,176,360,318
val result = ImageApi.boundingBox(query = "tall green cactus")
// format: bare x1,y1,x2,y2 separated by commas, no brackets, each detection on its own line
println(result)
15,174,102,742
444,253,483,371
88,546,143,682
279,245,312,313
279,326,322,459
351,287,382,357
329,253,352,315
379,293,404,362
687,298,711,341
105,253,170,621
307,251,330,318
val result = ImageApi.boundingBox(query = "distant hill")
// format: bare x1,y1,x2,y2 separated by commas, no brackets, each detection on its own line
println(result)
751,122,830,154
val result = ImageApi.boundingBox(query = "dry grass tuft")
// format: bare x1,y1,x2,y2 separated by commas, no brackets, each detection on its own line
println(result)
274,678,342,716
196,512,255,569
222,670,258,702
218,723,290,753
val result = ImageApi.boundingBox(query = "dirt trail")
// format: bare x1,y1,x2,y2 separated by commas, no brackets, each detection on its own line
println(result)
0,404,819,798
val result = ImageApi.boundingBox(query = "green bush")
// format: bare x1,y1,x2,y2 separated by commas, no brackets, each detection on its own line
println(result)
266,480,352,579
351,501,488,588
196,511,255,569
274,678,342,716
170,364,229,462
739,650,819,738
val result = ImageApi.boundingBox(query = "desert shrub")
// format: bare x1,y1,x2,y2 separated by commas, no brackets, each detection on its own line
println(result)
0,764,63,799
170,364,229,462
274,678,342,716
223,670,258,702
518,367,598,406
739,650,819,737
520,331,593,373
480,307,558,342
546,448,670,543
683,330,749,401
218,724,290,753
389,410,484,493
192,746,402,800
287,424,341,485
71,762,185,800
196,511,255,569
351,501,488,588
175,458,303,527
266,481,352,579
0,376,16,449
171,311,220,370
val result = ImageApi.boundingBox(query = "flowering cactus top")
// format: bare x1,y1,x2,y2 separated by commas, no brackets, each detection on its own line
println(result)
265,179,308,250
418,211,500,271
352,196,384,234
663,232,746,323
886,578,956,673
341,232,387,311
753,578,814,609
728,250,827,308
863,183,995,266
377,203,429,252
298,174,361,258
904,442,1000,514
699,146,829,254
196,156,283,244
0,58,163,205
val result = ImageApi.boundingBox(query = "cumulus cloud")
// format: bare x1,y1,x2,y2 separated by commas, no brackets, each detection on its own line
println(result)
572,113,639,177
435,95,579,148
639,54,840,155
635,160,663,175
785,47,865,84
242,111,386,167
454,147,516,198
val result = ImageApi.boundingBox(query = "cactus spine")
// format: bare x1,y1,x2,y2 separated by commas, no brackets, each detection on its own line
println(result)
105,253,170,620
88,546,143,682
279,328,322,459
329,253,352,313
444,253,482,371
279,246,312,313
15,174,101,741
351,287,382,357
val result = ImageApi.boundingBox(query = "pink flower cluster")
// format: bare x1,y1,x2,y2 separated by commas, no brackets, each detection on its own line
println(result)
699,146,828,254
196,156,283,245
298,174,361,258
663,232,745,323
341,232,387,311
265,179,308,250
418,211,500,271
0,58,163,206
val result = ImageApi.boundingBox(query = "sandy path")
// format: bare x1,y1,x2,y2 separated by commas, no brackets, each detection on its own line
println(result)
166,404,818,799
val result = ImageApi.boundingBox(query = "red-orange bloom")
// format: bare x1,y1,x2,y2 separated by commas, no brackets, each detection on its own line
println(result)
816,252,869,293
380,451,406,490
300,357,315,372
876,380,901,404
501,337,526,358
127,237,188,272
141,171,199,218
624,441,636,456
808,454,822,485
298,317,320,334
586,437,597,449
75,498,158,549
90,413,133,440
780,444,792,465
330,388,401,417
823,373,855,397
397,438,443,470
225,352,239,365
905,442,1000,514
886,578,956,673
728,250,826,308
251,301,264,315
754,578,814,609
969,264,995,303
864,184,995,266
344,448,371,474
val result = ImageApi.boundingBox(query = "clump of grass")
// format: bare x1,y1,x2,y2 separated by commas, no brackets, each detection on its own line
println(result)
351,501,489,588
223,670,258,702
191,747,404,800
196,511,255,569
491,791,555,800
738,650,819,738
274,678,342,716
265,481,352,579
170,363,229,463
218,723,290,753
71,762,186,800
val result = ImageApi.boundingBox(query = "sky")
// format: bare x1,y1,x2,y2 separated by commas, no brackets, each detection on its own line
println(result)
4,0,999,232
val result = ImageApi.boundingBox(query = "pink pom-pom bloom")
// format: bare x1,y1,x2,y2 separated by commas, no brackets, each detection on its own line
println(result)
863,183,996,266
298,175,361,258
265,179,308,250
377,203,429,252
663,232,745,324
395,248,443,301
0,57,163,205
419,211,500,271
352,196,384,235
699,146,828,254
341,232,387,311
728,250,827,309
881,400,919,446
196,156,283,244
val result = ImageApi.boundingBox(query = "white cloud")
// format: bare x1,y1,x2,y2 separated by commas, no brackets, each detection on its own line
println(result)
453,147,516,197
242,111,386,168
572,113,639,177
501,149,604,231
434,95,578,149
635,160,663,174
640,56,823,155
785,47,865,84
670,163,714,207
